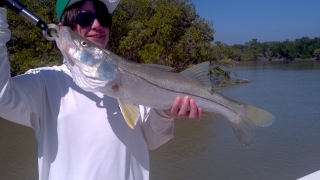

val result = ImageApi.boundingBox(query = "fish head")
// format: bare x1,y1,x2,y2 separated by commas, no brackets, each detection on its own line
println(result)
56,27,118,92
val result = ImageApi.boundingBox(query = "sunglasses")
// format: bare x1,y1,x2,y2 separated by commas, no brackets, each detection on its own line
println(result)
75,12,112,28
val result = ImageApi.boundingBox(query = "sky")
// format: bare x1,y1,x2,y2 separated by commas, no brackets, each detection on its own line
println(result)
194,0,320,45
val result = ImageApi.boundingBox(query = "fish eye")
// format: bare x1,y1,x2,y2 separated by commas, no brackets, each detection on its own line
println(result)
81,41,88,46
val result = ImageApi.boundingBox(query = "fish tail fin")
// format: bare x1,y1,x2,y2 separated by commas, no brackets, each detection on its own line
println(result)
230,119,256,148
231,104,275,147
243,105,275,127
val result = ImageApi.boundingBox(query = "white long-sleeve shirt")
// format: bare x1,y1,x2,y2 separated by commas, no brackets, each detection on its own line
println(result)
0,8,174,180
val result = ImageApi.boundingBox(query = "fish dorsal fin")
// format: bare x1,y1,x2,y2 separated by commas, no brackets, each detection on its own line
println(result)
143,64,174,72
180,61,211,90
117,99,140,129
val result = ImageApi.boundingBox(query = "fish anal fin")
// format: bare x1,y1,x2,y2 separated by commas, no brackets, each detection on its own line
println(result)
180,61,211,90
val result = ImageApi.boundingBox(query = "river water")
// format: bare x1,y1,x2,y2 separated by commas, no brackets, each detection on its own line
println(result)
1,61,320,179
149,61,320,180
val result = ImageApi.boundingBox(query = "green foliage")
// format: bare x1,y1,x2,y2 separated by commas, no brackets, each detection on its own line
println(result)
209,66,248,88
109,0,216,71
6,0,62,76
6,0,232,84
314,48,320,60
211,41,238,65
6,0,317,84
230,37,320,61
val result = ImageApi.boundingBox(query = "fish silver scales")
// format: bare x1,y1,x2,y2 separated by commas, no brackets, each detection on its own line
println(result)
56,27,275,147
115,58,246,121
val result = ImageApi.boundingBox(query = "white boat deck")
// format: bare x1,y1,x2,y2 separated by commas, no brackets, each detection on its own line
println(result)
298,170,320,180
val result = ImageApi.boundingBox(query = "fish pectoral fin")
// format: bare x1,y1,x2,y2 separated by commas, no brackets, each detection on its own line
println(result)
180,61,212,90
143,64,174,72
118,99,140,129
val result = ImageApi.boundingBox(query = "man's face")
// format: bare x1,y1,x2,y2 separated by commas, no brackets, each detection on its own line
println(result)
74,1,110,47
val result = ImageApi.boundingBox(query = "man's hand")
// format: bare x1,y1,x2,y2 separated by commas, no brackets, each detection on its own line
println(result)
164,96,203,121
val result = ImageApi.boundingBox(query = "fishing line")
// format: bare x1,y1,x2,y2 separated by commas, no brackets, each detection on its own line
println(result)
3,0,59,41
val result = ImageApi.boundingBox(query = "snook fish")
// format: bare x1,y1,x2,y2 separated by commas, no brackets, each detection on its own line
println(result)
56,27,275,147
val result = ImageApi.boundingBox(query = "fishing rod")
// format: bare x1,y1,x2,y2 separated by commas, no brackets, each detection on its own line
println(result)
2,0,48,31
2,0,59,41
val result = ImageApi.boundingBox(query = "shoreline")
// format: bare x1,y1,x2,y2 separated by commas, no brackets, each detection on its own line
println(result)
254,57,319,62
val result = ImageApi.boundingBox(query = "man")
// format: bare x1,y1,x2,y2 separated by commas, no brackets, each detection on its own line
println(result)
0,0,202,179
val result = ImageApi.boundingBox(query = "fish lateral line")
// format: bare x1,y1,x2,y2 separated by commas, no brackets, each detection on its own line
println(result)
118,66,239,114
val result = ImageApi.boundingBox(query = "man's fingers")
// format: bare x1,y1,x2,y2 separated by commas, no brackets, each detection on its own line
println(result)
178,96,189,117
164,96,203,121
169,96,181,116
188,98,198,119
